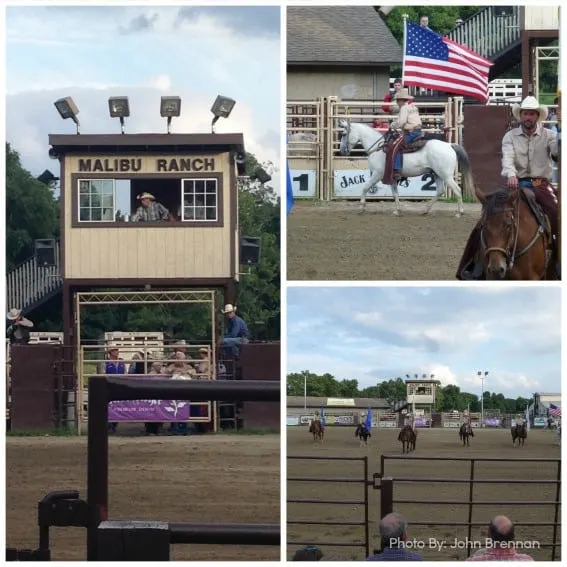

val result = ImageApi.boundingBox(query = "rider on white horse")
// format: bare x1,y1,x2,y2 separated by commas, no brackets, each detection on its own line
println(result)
391,89,423,181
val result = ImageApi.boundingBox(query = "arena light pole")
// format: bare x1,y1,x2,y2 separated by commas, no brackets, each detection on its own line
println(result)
478,371,489,427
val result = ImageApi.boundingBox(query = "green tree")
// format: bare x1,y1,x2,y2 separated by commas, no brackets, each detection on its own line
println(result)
6,143,59,271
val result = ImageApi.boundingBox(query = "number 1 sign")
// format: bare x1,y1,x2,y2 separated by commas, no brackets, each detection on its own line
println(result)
290,169,317,197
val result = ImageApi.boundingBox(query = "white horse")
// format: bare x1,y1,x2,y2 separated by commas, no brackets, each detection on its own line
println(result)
337,120,475,217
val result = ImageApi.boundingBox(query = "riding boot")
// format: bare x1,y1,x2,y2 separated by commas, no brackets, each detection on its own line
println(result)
457,224,484,280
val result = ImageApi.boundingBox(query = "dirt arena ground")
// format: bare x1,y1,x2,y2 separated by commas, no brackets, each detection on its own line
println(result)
287,201,480,281
7,434,280,561
287,427,561,561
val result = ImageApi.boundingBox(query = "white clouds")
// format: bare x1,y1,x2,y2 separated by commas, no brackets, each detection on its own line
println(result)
6,6,281,193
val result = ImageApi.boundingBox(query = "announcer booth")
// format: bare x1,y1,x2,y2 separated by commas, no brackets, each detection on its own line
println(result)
10,95,249,434
405,378,440,427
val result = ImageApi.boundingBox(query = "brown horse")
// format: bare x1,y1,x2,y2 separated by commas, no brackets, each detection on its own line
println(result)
511,423,527,447
309,419,324,442
459,423,474,447
475,186,555,280
398,424,416,454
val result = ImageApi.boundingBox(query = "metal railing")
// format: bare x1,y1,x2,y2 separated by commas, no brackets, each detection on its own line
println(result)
377,455,561,561
447,6,521,61
6,241,62,312
287,455,370,557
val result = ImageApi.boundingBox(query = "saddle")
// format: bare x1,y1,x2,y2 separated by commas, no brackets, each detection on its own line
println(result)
520,189,552,240
383,131,428,185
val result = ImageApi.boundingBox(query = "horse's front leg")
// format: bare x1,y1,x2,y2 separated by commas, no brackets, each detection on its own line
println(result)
391,182,402,216
359,170,381,215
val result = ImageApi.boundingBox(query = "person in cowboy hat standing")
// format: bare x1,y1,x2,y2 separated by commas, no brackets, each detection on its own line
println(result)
6,308,34,345
105,343,126,433
390,88,423,181
131,192,170,222
221,304,249,358
458,96,559,280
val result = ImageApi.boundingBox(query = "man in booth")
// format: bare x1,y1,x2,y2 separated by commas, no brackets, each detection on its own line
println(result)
131,192,170,222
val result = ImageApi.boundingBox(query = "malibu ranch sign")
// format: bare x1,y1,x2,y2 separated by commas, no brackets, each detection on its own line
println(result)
334,169,437,199
76,157,217,173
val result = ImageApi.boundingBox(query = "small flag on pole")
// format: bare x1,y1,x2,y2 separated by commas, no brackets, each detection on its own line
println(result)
365,408,372,430
320,406,326,428
286,161,294,215
402,20,493,103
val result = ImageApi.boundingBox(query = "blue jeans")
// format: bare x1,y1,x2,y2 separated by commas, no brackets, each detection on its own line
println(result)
222,337,248,357
394,130,422,170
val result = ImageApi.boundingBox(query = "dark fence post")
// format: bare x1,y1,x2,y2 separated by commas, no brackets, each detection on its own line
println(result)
97,521,170,561
552,459,561,561
363,457,369,558
87,377,110,561
380,477,393,518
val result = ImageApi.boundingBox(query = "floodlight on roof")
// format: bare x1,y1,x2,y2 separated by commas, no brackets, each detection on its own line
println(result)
108,96,130,134
210,95,236,133
54,96,80,134
252,167,272,184
160,96,182,134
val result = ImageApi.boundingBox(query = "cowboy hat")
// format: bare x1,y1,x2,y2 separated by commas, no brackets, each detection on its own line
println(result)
199,347,208,354
512,96,548,123
173,339,187,346
7,308,22,321
222,304,236,314
105,342,120,351
394,88,411,101
137,192,155,201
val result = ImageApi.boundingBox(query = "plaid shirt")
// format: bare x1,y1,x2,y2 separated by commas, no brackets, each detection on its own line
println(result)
131,201,170,222
467,546,534,561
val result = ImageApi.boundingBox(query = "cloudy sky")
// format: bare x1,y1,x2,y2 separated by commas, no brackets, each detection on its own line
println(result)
287,286,561,398
6,6,281,191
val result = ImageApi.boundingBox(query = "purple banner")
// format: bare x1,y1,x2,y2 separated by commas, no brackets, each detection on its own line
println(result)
107,374,191,422
414,417,430,427
484,417,501,427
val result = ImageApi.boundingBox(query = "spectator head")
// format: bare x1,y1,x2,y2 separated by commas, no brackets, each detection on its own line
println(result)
420,15,429,28
487,516,515,544
106,343,120,359
173,339,188,354
222,303,237,319
199,347,209,359
137,192,155,208
456,18,464,26
292,546,323,561
393,78,403,91
380,512,408,548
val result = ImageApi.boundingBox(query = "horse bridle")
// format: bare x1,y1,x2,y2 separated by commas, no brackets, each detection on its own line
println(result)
480,189,545,273
339,121,390,155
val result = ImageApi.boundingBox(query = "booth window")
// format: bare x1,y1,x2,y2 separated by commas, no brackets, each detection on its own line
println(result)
182,178,218,222
79,179,115,222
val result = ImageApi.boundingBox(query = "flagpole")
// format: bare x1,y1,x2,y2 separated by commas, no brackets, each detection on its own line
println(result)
401,14,408,86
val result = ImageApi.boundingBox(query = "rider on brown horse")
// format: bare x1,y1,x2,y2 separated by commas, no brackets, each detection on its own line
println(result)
458,96,559,280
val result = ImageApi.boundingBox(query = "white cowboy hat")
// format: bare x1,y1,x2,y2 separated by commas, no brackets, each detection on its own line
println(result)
173,340,187,346
394,88,411,101
512,96,548,123
7,308,22,321
106,342,120,351
137,192,155,200
222,304,236,314
199,347,208,354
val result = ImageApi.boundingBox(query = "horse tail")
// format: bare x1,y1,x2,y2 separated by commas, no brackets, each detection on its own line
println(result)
451,144,475,196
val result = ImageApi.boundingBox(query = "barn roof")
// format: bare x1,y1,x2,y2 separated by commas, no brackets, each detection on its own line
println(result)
287,6,402,66
287,396,391,409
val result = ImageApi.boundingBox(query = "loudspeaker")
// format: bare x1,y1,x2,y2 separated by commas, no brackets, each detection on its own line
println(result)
240,236,261,266
492,6,514,17
35,239,57,267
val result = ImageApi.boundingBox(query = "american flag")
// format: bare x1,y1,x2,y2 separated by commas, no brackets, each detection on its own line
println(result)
549,403,561,417
402,20,493,103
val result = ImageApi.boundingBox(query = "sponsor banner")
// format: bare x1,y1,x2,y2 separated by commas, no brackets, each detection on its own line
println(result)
378,421,397,428
533,417,547,428
107,375,194,421
414,417,431,427
290,169,317,197
287,416,300,426
300,415,311,424
327,398,356,406
484,418,501,427
334,170,437,198
334,415,354,425
443,422,460,428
